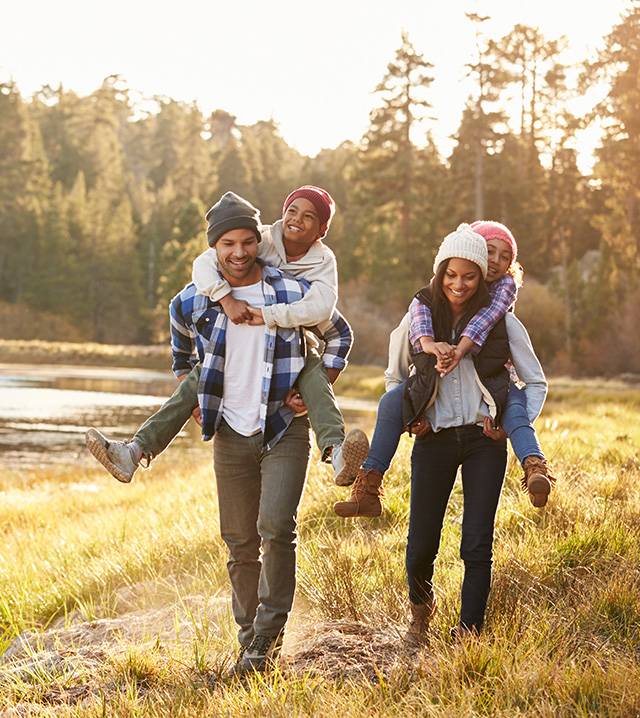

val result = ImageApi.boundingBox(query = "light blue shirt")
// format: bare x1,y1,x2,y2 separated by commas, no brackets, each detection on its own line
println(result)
385,313,548,423
425,355,492,432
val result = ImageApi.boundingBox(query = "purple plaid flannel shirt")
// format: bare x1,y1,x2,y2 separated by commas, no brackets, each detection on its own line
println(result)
408,274,517,352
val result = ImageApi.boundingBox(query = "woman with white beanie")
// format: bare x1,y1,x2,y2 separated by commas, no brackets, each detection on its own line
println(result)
400,225,510,644
335,224,548,643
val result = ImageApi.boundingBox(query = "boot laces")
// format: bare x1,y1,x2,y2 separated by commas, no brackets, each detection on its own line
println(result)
352,469,383,498
248,634,277,657
521,456,555,491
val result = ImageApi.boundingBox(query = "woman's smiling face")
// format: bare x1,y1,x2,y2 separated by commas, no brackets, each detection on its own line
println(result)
442,257,482,311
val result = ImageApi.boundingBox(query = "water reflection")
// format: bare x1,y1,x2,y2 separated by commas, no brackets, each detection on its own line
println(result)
0,364,376,471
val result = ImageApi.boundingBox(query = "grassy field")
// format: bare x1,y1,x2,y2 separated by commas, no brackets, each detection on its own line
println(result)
1,379,640,716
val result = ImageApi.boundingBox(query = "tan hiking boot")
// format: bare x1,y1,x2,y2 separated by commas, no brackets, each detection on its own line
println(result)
404,596,437,650
333,468,383,518
522,456,556,507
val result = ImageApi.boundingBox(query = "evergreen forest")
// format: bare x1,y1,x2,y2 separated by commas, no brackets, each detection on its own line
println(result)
2,6,640,374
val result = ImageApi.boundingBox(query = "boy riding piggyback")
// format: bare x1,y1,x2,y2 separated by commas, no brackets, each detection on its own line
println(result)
86,187,368,487
193,186,368,482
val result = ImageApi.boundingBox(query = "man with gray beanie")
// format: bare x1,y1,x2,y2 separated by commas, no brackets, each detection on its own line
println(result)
86,192,353,674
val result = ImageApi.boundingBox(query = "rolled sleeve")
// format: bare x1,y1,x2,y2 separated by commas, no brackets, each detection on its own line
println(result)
316,310,353,370
408,297,434,352
170,294,197,377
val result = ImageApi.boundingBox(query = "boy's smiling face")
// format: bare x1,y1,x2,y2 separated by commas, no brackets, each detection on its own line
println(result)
282,198,322,257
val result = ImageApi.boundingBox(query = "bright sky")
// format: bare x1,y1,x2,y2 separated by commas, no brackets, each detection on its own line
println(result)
3,0,630,172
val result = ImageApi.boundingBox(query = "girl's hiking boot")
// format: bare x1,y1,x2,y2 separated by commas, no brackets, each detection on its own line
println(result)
403,595,437,650
333,468,383,517
522,455,556,508
85,428,144,483
331,429,370,486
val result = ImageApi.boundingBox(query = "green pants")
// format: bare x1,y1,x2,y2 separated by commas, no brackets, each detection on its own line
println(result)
133,348,345,458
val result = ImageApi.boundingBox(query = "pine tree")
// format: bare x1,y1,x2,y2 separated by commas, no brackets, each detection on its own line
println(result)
356,32,442,300
583,1,640,267
0,82,50,303
463,13,510,218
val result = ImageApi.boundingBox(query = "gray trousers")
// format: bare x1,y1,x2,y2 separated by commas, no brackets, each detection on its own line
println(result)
213,416,311,647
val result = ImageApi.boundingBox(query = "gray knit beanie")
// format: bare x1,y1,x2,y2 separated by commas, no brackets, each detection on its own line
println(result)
205,192,261,247
432,223,488,279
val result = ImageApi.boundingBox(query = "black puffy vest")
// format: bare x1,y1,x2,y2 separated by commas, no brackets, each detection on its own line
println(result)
402,287,510,428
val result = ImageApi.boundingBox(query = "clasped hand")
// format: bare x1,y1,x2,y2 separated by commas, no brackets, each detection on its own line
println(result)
223,297,265,325
284,388,307,413
433,343,463,377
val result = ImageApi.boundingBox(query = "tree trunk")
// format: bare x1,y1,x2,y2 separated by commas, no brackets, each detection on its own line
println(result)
474,140,484,219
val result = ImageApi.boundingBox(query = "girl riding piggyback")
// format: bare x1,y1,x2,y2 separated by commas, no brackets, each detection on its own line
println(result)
334,221,555,519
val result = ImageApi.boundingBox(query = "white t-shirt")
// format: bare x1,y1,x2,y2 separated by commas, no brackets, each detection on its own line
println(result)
222,280,266,436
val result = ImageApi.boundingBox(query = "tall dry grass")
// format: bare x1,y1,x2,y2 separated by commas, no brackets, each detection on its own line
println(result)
1,380,640,716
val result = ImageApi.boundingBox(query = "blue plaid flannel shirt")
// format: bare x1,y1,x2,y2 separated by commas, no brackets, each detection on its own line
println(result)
408,274,518,352
169,264,353,449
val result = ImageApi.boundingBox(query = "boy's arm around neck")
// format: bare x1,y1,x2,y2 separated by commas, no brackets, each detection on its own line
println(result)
262,246,338,328
192,248,231,302
191,226,280,302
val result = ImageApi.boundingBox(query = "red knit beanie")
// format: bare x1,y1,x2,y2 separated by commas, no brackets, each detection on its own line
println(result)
470,220,518,263
282,185,336,238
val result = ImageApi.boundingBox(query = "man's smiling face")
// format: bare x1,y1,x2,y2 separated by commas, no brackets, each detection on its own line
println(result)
215,228,261,286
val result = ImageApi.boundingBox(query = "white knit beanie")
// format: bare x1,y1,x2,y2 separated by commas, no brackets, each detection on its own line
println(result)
432,223,488,279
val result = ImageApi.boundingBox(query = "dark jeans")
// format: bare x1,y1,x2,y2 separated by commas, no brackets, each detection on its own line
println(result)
407,424,507,631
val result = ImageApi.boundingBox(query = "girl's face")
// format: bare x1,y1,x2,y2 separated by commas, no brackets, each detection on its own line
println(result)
442,258,482,311
486,238,513,282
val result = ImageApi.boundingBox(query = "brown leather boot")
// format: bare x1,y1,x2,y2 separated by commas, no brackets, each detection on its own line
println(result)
404,596,437,650
333,468,383,518
522,456,556,507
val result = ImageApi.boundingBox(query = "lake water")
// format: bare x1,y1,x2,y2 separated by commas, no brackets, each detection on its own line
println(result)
0,364,377,471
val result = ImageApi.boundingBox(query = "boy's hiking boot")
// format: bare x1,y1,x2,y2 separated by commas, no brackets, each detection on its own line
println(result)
331,429,370,486
85,428,142,483
238,634,283,674
522,456,555,508
404,596,437,650
333,468,383,518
